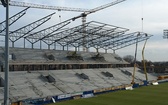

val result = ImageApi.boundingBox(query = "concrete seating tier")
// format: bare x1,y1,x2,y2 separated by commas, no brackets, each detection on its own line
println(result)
0,47,129,64
0,67,157,103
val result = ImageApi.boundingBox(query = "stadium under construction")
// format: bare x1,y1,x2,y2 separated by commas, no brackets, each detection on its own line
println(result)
0,0,167,105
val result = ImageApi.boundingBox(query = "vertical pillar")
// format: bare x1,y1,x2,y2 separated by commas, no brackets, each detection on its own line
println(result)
113,50,115,54
96,48,99,53
63,46,64,51
4,0,10,104
40,40,42,49
54,42,56,50
31,43,34,49
75,47,77,52
105,49,107,53
12,41,14,48
48,45,50,50
67,45,68,51
24,38,25,48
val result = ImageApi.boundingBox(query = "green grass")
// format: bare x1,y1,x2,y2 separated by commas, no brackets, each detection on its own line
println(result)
48,83,168,105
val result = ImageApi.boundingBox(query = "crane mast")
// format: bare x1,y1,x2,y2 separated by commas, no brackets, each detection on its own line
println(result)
79,0,126,51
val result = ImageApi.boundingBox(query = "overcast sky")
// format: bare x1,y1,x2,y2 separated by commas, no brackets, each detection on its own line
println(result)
0,0,168,62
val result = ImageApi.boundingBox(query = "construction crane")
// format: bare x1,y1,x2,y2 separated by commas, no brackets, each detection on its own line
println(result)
0,0,90,12
1,0,126,51
72,0,126,51
23,0,126,50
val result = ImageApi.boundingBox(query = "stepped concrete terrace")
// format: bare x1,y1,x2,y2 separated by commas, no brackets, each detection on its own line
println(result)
0,47,129,71
0,68,157,103
0,47,158,103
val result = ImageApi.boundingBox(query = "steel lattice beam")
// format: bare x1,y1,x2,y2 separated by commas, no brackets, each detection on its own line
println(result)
0,7,29,33
75,23,128,48
87,31,127,48
72,23,128,48
89,0,126,13
9,12,55,44
41,21,128,48
55,23,107,47
39,22,91,45
25,19,72,44
110,36,151,50
1,1,90,12
66,25,107,47
103,32,153,50
99,32,138,47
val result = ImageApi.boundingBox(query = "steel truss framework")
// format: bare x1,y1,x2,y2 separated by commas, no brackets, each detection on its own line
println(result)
21,21,152,51
9,12,55,47
0,7,29,33
24,18,72,48
0,8,152,51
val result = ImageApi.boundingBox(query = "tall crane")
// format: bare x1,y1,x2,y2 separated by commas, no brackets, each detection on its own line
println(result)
0,0,90,12
1,0,126,51
25,0,126,51
72,0,126,51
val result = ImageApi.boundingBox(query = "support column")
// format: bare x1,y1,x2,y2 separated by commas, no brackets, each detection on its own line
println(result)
4,0,10,104
75,47,77,52
40,40,42,49
96,48,99,53
12,41,14,48
67,45,68,51
105,49,107,53
31,43,34,49
54,42,56,50
113,50,115,54
24,38,25,48
48,45,50,50
63,46,64,51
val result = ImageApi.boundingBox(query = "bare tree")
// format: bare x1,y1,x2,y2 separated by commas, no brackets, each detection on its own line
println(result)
123,55,134,63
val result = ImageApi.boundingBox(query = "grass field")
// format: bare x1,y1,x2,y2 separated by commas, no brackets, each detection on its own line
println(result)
48,82,168,105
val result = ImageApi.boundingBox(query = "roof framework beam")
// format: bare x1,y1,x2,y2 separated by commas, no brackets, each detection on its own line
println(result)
103,32,152,50
102,32,138,46
41,22,91,45
25,19,72,44
44,21,129,48
88,31,126,48
0,7,29,33
57,23,108,47
9,12,55,43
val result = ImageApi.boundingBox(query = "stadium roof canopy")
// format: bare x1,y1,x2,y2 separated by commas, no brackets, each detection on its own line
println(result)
24,21,152,51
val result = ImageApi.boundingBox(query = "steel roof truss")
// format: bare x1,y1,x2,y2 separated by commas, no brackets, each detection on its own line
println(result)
9,12,55,42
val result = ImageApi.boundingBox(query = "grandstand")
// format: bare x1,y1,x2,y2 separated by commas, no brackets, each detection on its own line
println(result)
0,47,129,72
0,17,156,105
0,1,157,104
0,47,158,104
